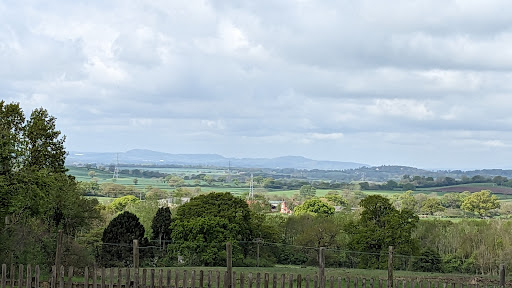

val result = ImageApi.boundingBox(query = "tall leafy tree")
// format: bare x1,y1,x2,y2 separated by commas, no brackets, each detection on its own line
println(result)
0,101,25,176
461,190,500,217
299,185,316,198
420,198,445,215
24,108,67,173
170,192,253,266
346,195,419,269
399,190,418,212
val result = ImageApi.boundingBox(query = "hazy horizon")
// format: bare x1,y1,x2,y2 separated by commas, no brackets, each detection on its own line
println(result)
66,148,512,171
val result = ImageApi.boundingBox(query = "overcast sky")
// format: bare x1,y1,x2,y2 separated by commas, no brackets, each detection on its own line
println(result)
3,0,512,170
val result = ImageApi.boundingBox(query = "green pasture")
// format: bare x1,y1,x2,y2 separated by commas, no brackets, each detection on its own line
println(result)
69,166,512,207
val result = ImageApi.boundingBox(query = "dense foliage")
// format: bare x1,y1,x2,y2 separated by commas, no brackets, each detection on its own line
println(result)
294,199,335,216
346,195,419,269
100,211,151,266
0,101,100,268
168,192,254,266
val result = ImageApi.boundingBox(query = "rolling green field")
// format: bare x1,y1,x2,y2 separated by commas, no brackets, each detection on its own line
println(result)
69,166,512,206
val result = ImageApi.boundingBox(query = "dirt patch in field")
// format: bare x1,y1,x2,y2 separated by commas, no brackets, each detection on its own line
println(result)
434,185,512,194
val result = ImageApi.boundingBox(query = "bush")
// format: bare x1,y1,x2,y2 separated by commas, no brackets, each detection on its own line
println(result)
412,248,442,272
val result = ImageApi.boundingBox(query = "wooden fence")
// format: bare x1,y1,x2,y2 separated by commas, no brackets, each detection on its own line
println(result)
1,264,509,288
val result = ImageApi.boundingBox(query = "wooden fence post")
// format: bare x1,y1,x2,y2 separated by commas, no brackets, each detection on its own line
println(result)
18,264,24,288
134,268,140,288
143,268,147,288
256,239,262,268
84,267,89,288
159,269,164,288
200,270,204,288
101,268,106,288
125,268,131,288
67,267,74,288
151,269,156,288
10,265,15,288
226,242,233,288
500,264,505,288
318,248,325,288
109,268,114,288
55,230,63,277
35,265,40,288
387,246,393,288
117,268,123,288
93,267,97,288
134,240,140,269
27,264,32,288
1,264,6,288
51,266,56,288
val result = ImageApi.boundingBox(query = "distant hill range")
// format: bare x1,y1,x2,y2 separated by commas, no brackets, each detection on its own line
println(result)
66,149,367,170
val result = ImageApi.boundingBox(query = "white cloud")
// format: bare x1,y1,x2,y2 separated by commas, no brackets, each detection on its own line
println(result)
368,99,434,120
201,120,226,130
308,133,344,140
483,140,508,148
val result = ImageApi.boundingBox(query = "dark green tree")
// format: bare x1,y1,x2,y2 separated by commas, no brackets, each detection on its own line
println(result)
412,248,443,272
101,211,150,266
151,207,172,248
402,183,416,191
385,180,398,190
359,182,370,190
346,195,419,269
169,192,253,266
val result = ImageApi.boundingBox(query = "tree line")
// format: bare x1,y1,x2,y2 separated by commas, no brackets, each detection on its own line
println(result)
97,191,510,275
